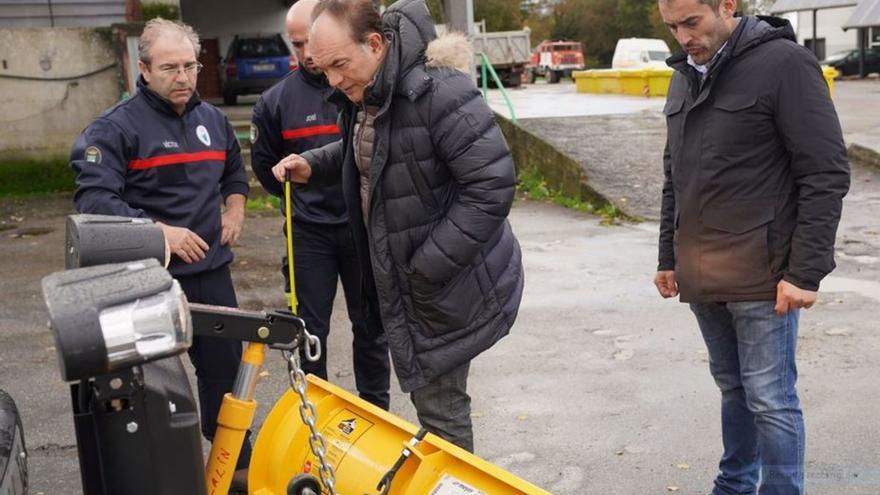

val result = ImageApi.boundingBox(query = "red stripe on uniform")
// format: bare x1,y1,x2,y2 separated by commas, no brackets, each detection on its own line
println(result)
128,151,227,170
282,124,340,140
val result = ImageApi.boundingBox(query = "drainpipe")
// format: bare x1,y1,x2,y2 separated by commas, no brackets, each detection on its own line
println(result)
812,9,818,58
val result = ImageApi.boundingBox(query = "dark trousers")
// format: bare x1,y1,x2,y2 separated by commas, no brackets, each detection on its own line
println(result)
284,220,391,409
410,362,473,452
176,265,252,470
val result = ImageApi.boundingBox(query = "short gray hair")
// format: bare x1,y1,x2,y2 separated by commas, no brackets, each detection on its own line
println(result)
138,18,201,64
660,0,723,9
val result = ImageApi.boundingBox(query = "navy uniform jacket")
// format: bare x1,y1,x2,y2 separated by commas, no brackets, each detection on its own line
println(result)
250,65,346,225
70,77,249,277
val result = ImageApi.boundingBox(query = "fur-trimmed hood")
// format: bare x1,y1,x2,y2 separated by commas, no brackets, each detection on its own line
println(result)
383,0,473,73
366,0,472,106
426,32,473,73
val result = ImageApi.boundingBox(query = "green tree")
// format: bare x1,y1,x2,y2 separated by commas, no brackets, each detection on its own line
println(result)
540,0,683,66
425,0,446,23
616,0,654,38
475,0,525,31
522,0,557,46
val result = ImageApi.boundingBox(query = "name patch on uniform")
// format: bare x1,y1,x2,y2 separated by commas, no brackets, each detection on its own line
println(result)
84,146,102,164
249,123,259,144
196,125,211,146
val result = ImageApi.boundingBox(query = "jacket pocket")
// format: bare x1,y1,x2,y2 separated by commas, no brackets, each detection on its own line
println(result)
406,153,439,212
408,264,488,337
663,95,685,116
710,94,760,149
713,94,757,112
663,95,686,158
698,201,775,296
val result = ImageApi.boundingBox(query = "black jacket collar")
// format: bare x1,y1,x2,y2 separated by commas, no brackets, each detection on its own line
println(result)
137,76,201,117
296,63,330,90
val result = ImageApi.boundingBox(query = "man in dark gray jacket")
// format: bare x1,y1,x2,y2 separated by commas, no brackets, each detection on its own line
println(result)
655,0,850,492
272,0,523,452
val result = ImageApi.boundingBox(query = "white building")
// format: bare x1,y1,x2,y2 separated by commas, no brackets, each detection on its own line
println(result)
771,0,880,60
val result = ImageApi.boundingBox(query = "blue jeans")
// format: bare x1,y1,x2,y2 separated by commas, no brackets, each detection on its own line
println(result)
690,301,804,495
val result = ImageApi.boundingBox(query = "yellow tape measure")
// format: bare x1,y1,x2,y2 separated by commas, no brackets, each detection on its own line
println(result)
284,180,298,314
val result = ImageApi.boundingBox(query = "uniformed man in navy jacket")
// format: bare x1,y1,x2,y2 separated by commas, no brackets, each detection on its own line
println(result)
250,0,391,409
69,18,252,485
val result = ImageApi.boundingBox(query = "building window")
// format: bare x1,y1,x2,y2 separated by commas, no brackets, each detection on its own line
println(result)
871,27,880,47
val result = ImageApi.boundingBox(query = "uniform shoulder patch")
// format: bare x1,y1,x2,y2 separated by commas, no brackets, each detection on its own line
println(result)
84,146,102,164
249,123,258,144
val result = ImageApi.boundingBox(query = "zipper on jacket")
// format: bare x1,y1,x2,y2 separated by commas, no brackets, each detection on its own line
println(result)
179,117,190,152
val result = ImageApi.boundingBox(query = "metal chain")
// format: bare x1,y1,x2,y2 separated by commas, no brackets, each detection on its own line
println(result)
285,348,338,495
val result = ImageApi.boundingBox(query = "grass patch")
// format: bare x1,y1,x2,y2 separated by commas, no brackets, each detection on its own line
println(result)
516,167,624,224
246,194,281,212
0,158,75,196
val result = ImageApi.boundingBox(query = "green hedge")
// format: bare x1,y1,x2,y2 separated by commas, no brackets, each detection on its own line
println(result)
141,3,181,21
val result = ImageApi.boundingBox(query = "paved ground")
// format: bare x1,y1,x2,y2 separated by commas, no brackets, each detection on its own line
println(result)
495,79,880,220
1,78,879,495
2,174,880,494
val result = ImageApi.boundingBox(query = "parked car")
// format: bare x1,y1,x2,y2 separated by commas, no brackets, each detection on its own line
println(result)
611,38,671,70
221,33,295,105
529,40,585,84
820,48,880,76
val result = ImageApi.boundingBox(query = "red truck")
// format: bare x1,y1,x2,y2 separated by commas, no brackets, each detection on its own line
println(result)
529,40,586,84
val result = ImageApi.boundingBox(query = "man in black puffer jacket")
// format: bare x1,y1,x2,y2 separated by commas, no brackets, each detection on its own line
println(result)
271,0,524,452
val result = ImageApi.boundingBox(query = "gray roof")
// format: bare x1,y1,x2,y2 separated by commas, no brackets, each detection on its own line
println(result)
769,0,858,13
843,0,880,28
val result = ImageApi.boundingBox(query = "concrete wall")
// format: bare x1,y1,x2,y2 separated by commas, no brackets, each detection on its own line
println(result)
796,7,858,57
0,0,128,28
180,0,289,58
0,27,120,159
494,114,616,213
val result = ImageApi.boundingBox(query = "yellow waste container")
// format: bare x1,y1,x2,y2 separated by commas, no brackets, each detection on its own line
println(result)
596,70,622,94
573,70,599,93
646,68,674,97
619,70,649,96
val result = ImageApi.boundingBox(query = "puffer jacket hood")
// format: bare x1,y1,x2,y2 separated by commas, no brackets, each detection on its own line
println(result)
383,0,437,73
730,15,795,57
365,0,437,107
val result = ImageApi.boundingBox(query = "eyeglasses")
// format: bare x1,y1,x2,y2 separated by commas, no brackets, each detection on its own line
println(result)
152,62,203,76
